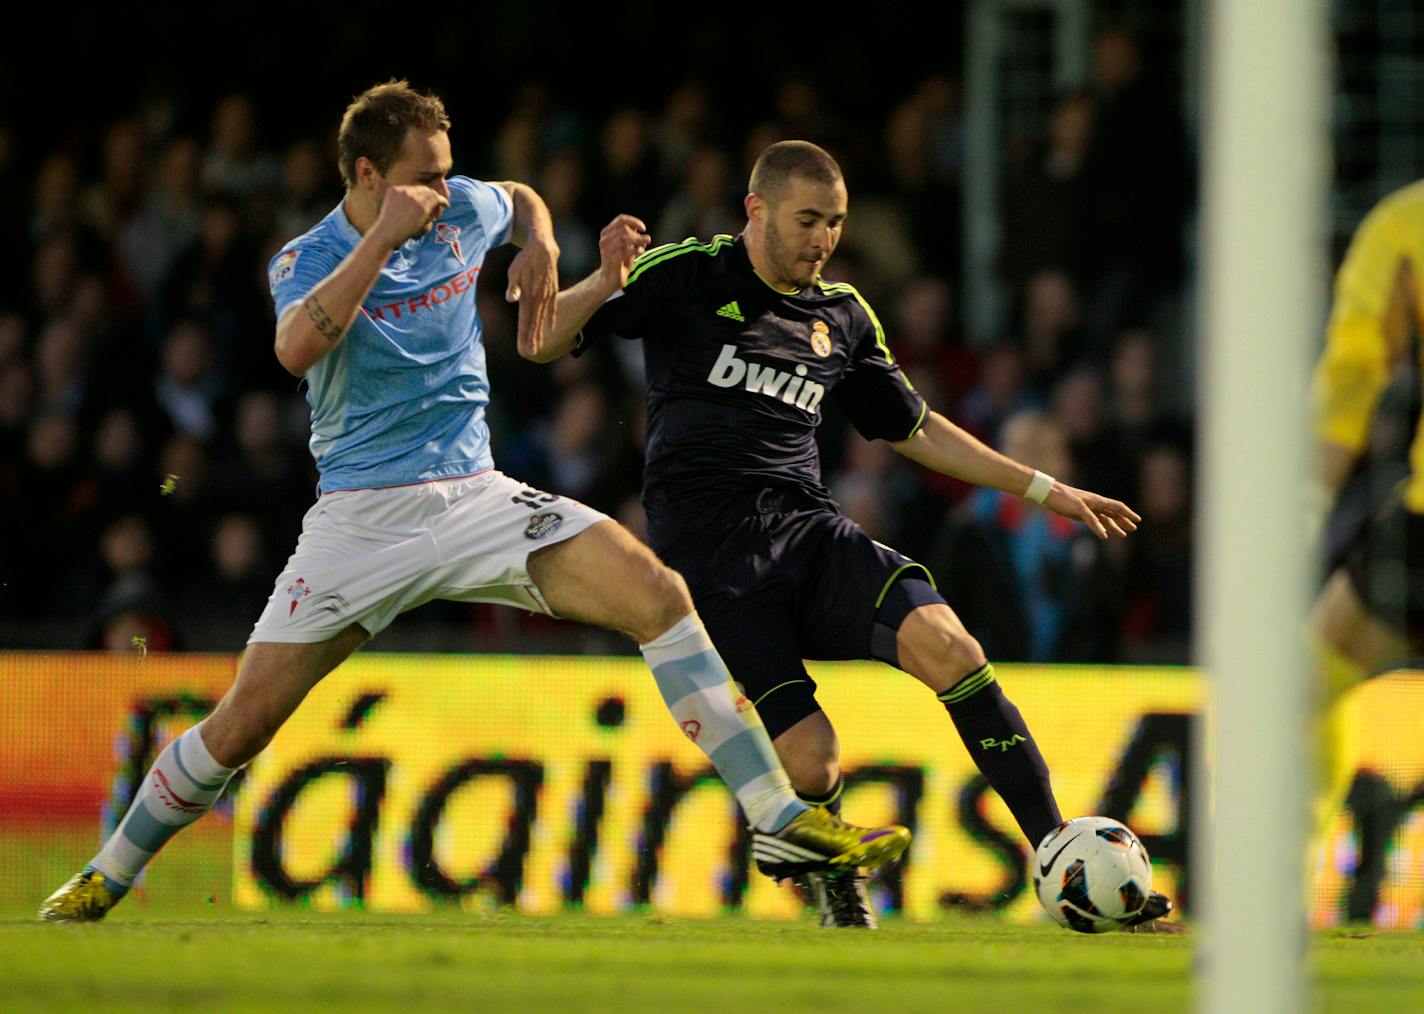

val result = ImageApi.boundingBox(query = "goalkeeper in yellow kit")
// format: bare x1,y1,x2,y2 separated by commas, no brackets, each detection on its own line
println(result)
1310,179,1424,854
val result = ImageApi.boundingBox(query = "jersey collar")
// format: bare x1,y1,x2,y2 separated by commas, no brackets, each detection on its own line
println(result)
332,196,364,249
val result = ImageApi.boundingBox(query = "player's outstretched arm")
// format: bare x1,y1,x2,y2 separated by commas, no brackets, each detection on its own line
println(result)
275,185,448,376
890,410,1141,539
494,182,561,360
521,214,650,364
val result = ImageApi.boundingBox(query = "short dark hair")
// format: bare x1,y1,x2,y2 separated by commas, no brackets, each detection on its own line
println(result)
337,80,450,189
748,140,842,202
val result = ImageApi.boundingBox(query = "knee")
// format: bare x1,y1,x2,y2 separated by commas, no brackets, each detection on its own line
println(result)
630,560,696,643
202,693,282,768
900,612,987,683
949,631,988,673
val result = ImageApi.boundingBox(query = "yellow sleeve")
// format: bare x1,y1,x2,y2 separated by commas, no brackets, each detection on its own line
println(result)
1313,199,1414,454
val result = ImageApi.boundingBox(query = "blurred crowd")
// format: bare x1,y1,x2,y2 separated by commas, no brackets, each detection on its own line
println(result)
0,28,1196,661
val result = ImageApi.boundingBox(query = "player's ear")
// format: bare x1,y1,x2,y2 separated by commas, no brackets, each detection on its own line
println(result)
745,192,765,224
354,156,380,192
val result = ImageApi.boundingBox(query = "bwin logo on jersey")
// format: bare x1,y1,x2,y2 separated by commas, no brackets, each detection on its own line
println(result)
706,344,825,413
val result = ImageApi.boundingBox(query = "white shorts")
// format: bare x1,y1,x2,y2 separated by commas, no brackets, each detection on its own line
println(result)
249,470,608,644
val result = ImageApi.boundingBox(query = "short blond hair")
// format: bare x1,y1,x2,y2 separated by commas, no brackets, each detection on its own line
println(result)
337,80,450,188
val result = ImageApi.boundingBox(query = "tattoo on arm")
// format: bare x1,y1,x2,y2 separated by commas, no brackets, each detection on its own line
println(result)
304,295,346,343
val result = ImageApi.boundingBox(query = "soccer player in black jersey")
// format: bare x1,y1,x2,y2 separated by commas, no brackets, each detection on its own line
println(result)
531,140,1169,929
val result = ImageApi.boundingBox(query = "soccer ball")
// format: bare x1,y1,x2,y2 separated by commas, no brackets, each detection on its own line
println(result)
1033,816,1152,933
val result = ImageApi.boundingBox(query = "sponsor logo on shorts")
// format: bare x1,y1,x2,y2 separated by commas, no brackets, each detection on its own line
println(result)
287,577,312,617
680,720,702,742
524,512,564,540
511,488,559,509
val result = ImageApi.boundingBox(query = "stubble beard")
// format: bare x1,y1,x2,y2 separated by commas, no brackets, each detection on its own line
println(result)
765,219,808,290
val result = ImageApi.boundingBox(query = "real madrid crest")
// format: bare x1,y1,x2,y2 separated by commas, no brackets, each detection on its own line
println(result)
809,320,832,358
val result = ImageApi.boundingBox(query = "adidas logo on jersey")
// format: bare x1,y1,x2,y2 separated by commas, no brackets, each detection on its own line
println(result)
716,301,745,322
706,344,825,414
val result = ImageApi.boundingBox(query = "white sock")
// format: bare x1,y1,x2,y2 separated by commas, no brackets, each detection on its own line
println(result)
640,614,808,832
91,722,237,887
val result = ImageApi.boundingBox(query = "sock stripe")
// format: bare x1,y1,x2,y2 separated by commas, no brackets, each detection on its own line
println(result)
648,650,725,707
937,664,996,705
709,728,783,794
667,685,747,756
120,802,182,852
172,736,226,792
764,798,806,833
86,861,131,895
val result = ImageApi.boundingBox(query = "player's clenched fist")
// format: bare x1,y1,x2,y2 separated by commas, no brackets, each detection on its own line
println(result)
373,185,449,249
598,214,651,290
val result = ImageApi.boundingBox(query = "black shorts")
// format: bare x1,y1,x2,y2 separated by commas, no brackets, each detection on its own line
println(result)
1343,487,1424,645
657,487,941,740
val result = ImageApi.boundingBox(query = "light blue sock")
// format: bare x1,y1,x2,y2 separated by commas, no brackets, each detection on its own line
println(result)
91,723,236,887
640,614,809,833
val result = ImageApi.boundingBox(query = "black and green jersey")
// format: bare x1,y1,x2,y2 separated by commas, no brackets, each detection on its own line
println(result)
576,234,926,544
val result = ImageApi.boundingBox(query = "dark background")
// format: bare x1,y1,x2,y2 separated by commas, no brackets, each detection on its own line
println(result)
2,4,1401,662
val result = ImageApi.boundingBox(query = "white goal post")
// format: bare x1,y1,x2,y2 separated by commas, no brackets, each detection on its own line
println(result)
1197,0,1327,1010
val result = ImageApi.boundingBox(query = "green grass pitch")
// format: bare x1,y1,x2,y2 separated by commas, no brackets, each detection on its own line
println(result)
2,908,1421,1013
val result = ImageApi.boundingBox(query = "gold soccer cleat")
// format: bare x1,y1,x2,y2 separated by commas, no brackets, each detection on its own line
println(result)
38,868,125,923
752,806,910,880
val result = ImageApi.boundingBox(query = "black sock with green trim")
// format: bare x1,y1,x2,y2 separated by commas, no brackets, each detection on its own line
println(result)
938,663,1060,846
795,774,844,816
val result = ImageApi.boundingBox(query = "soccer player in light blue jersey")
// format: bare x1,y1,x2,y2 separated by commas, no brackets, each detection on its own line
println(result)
39,83,908,922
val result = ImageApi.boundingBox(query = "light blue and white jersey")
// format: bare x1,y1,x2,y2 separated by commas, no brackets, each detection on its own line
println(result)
268,176,513,492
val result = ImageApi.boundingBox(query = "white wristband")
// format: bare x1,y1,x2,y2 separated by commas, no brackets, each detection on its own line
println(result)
1024,470,1055,505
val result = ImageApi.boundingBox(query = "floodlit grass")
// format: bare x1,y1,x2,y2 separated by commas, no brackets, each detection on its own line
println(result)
2,908,1421,1013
